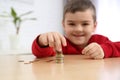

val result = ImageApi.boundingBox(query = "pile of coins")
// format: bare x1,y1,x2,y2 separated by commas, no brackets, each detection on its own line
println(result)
55,51,64,63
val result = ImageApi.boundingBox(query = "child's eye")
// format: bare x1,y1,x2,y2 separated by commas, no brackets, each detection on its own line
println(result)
68,23,75,26
82,23,89,26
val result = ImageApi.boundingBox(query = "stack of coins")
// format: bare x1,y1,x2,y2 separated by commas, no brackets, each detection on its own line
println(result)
55,51,64,63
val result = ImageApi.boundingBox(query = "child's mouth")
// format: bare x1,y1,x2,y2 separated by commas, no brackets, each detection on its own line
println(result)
73,34,85,37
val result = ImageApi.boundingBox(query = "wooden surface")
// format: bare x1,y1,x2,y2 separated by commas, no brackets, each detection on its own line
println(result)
0,54,120,80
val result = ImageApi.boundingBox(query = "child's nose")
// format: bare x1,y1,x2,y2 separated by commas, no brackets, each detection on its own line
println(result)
76,25,83,31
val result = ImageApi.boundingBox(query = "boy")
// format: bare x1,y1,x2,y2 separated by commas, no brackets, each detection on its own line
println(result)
32,0,120,59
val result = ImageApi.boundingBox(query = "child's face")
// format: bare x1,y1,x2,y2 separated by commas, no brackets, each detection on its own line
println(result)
63,9,97,48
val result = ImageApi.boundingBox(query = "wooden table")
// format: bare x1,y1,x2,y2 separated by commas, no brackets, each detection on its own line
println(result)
0,54,120,80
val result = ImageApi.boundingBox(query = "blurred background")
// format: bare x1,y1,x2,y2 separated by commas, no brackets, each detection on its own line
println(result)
0,0,120,54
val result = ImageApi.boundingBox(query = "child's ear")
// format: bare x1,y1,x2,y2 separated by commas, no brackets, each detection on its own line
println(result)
62,20,65,28
94,21,97,28
93,21,97,32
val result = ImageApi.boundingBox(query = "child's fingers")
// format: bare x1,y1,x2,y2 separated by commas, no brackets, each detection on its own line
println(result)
59,34,67,46
85,47,97,56
94,51,104,59
41,32,66,52
47,32,63,52
94,54,104,59
82,45,90,54
54,40,62,52
47,33,55,47
89,52,99,58
54,33,62,52
82,43,94,55
83,46,99,58
39,34,48,46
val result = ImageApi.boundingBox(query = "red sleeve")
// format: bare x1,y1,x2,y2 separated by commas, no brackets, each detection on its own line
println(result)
90,34,120,58
101,42,120,58
31,36,55,58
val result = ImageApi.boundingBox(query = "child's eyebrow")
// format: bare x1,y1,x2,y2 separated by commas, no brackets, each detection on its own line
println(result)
67,20,91,23
82,21,91,23
67,20,74,22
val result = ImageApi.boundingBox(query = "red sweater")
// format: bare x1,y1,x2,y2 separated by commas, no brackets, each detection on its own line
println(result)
32,34,120,58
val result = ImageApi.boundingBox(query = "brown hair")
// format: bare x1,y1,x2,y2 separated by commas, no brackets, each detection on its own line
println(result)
63,0,96,22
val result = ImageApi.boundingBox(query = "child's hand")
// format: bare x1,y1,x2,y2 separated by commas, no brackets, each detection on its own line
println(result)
38,32,67,52
82,43,104,59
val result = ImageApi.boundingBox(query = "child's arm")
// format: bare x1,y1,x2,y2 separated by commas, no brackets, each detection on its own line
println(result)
82,43,104,59
32,36,55,58
32,32,67,58
82,35,120,59
101,42,120,58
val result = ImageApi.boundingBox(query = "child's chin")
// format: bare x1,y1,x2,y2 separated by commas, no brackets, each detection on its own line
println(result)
73,41,84,45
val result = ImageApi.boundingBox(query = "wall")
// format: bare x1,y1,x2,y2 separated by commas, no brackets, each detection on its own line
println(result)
95,0,120,41
0,0,64,54
0,0,120,54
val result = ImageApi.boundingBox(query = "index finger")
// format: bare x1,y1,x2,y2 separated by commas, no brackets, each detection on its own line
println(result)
59,34,67,47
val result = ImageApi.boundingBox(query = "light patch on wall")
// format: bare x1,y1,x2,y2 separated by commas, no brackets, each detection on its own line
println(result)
9,0,34,5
